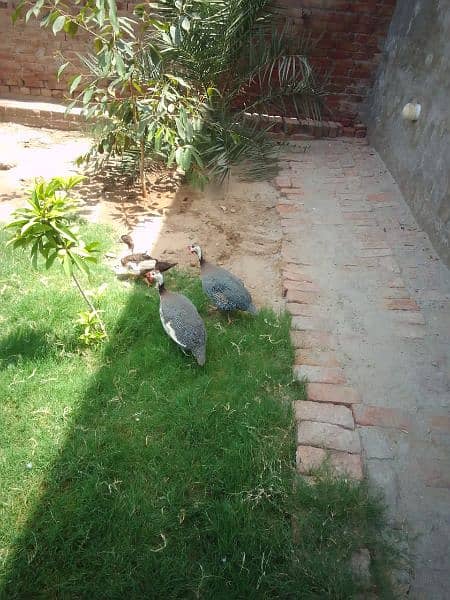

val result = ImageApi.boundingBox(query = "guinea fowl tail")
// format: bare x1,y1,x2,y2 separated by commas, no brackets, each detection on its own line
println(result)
248,303,258,315
194,346,206,366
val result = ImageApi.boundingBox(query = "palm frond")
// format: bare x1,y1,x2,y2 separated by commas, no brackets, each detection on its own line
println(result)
197,112,279,183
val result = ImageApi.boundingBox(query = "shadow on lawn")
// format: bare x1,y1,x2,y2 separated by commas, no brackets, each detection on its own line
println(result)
1,281,302,599
0,328,58,367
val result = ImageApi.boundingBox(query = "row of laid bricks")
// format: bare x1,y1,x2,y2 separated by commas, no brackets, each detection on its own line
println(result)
345,193,428,337
273,166,423,483
274,171,365,480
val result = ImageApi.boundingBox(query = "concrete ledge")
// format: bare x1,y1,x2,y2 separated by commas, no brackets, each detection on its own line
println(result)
0,96,367,139
0,97,83,131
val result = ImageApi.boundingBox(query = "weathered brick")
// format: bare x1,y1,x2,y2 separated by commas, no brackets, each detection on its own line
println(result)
295,348,340,367
274,175,292,188
297,421,361,453
276,203,299,216
429,416,450,432
359,426,395,459
296,446,363,480
394,323,426,339
419,459,450,489
291,330,336,350
294,400,355,429
367,192,393,202
291,316,330,331
393,311,426,325
383,287,411,299
296,445,326,472
307,383,361,405
359,248,392,258
384,298,420,311
378,256,401,273
285,289,318,304
286,303,315,317
354,405,413,431
294,365,346,384
282,268,313,282
285,280,320,293
331,451,363,479
281,189,305,198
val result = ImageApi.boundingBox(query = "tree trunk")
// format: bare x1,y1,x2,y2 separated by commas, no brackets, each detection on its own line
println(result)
140,138,147,199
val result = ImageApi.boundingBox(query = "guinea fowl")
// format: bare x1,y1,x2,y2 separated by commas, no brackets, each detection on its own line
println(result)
146,270,207,366
119,234,176,275
188,244,257,315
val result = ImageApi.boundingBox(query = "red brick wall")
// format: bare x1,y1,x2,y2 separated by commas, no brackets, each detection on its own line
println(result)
273,0,397,126
0,0,397,126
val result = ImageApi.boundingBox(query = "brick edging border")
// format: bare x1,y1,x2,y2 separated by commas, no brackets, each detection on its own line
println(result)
0,97,367,138
273,171,364,481
244,112,367,139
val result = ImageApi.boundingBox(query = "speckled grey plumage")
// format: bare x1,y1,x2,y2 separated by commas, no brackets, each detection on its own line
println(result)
159,288,206,365
200,261,257,314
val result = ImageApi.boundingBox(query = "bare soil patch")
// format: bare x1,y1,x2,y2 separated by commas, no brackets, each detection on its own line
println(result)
0,122,283,309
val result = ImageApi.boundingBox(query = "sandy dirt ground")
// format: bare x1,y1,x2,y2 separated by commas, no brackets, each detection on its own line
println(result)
0,122,283,310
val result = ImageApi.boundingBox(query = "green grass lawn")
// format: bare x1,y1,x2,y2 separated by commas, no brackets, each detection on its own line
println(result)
0,224,392,599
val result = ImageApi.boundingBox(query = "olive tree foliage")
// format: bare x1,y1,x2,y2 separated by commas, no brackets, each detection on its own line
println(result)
13,0,324,193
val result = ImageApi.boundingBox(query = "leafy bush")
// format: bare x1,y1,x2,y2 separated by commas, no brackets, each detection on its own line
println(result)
13,0,324,193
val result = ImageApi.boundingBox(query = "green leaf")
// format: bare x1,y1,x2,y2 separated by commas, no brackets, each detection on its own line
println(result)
83,86,94,105
57,62,69,81
45,250,58,269
175,146,184,168
180,16,190,32
108,0,119,34
25,7,34,23
62,253,73,277
31,239,39,269
114,52,126,77
94,38,104,53
20,218,38,236
69,75,82,95
52,15,66,35
12,238,28,249
165,74,190,89
169,25,180,45
175,117,184,140
52,223,78,243
71,253,91,276
181,146,192,171
11,1,25,24
64,20,79,36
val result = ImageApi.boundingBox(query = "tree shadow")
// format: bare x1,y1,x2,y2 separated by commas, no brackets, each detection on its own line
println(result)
0,327,65,368
1,280,297,599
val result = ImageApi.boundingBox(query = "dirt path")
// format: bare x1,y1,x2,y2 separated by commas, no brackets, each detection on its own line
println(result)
0,122,283,310
275,139,450,598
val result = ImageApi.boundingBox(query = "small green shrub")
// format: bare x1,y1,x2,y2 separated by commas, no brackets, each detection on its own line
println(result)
3,176,107,340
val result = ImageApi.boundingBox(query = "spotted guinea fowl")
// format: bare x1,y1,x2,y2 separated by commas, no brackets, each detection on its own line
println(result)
146,270,207,366
188,244,257,315
119,233,176,274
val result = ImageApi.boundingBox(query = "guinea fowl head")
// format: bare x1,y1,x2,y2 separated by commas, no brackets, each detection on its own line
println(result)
120,234,134,252
188,244,203,264
145,270,164,288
